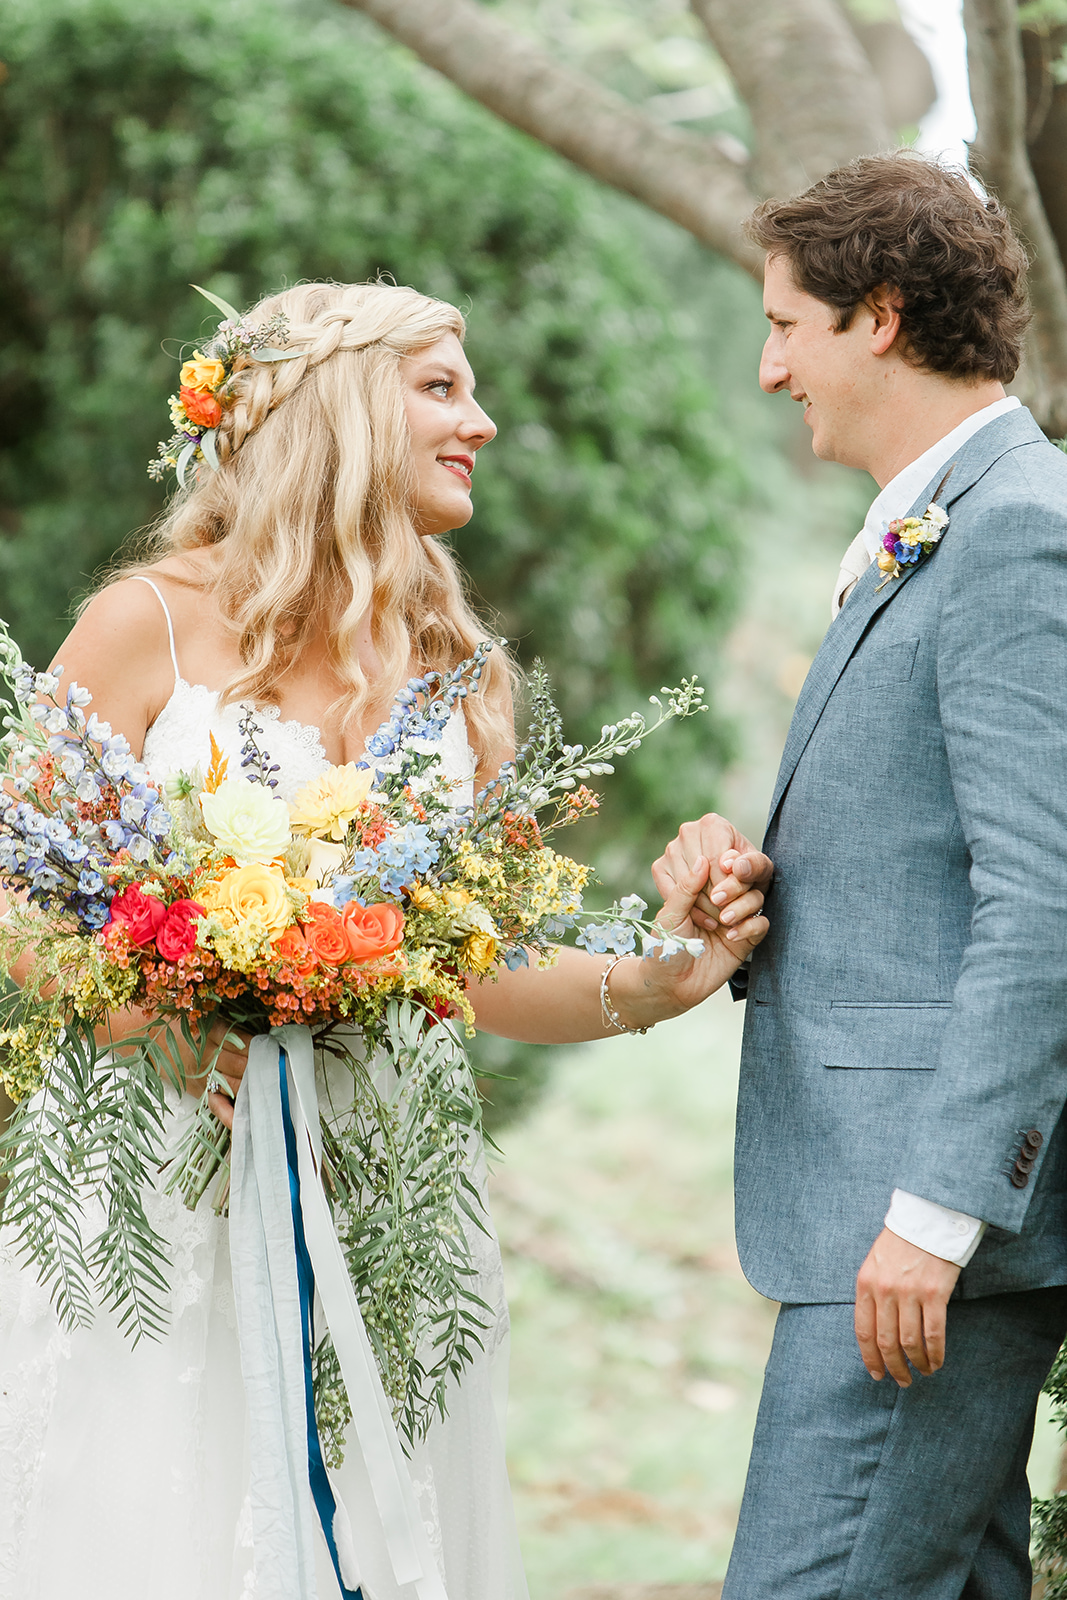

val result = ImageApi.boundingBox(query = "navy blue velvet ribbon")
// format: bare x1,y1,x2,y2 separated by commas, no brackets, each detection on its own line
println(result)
278,1044,363,1600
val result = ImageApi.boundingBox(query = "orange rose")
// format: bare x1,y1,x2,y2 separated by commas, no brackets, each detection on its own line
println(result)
301,902,351,967
180,385,222,429
273,923,317,976
342,901,405,963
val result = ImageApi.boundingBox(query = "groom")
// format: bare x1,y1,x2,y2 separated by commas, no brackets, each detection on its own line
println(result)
688,153,1067,1597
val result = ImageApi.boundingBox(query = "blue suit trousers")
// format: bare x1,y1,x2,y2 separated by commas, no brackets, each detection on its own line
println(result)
723,1289,1067,1599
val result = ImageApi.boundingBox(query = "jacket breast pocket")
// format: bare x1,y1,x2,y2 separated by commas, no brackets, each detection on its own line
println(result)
849,635,920,689
823,1001,952,1070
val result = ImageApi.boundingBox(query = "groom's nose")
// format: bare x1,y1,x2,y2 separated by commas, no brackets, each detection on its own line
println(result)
759,334,790,394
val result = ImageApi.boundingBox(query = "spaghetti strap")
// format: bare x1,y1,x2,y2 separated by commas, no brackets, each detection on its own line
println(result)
128,574,182,688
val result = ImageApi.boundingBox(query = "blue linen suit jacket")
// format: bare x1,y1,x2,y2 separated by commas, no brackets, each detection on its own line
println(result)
737,407,1067,1304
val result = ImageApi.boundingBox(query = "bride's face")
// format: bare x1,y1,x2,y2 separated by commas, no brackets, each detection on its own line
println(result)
400,334,497,536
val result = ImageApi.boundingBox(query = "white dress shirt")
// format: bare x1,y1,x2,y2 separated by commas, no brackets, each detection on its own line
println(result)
833,396,1020,1266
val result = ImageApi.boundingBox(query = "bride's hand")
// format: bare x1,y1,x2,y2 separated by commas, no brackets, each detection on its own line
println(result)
180,1018,253,1131
606,852,770,1028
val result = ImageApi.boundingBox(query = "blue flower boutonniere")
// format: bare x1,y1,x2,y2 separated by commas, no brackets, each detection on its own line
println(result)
875,501,949,591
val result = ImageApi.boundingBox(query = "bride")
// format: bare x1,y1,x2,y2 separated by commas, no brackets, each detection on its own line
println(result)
0,281,769,1600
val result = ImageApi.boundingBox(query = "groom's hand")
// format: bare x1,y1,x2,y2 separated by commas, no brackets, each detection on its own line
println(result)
854,1228,961,1386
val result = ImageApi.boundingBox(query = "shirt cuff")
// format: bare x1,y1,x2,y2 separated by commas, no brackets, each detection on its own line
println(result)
884,1188,988,1268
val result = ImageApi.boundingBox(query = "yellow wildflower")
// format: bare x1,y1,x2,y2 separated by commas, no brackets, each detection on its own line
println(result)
461,932,497,974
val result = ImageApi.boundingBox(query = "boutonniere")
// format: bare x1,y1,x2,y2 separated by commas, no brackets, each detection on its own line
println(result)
875,501,949,590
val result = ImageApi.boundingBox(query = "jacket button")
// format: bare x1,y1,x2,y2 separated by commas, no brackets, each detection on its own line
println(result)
1017,1150,1036,1171
1026,1129,1044,1151
1011,1169,1030,1188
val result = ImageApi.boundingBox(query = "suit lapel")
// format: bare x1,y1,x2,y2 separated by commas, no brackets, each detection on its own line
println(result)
765,407,1044,829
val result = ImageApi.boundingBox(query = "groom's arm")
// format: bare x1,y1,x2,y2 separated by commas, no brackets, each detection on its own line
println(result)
856,461,1067,1380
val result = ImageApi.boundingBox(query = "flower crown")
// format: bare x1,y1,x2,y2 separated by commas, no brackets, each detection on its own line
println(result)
148,285,300,488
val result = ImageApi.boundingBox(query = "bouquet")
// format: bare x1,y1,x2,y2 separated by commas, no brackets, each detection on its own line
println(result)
0,619,705,1459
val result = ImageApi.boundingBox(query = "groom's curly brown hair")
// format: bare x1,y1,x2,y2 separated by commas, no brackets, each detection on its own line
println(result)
745,152,1030,383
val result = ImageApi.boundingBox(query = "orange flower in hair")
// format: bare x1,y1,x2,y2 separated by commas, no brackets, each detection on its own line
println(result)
180,386,222,429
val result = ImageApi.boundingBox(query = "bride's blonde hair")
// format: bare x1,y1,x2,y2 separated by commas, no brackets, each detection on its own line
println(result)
122,280,514,765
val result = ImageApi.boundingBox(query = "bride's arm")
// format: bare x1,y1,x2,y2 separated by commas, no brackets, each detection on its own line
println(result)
467,840,770,1044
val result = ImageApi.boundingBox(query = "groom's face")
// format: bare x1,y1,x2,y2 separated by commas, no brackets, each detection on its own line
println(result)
759,254,876,468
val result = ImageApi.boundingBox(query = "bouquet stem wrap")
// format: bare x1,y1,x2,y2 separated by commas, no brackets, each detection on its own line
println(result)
230,1024,448,1600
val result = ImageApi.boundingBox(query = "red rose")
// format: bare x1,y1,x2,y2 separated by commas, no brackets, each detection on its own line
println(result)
342,901,405,963
302,903,351,967
155,899,205,962
179,385,222,429
106,884,167,946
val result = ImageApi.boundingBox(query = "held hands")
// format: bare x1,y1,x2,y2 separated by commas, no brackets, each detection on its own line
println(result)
661,812,775,936
606,819,772,1029
854,1228,961,1385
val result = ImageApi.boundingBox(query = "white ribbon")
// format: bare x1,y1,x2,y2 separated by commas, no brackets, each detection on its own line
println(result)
230,1024,450,1600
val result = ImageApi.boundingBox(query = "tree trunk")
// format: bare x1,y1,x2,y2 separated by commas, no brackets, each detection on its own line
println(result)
965,0,1067,436
337,0,762,271
341,0,1067,436
689,0,891,196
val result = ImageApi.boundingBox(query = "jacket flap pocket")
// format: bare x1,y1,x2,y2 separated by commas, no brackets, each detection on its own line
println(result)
849,634,920,688
823,1001,952,1070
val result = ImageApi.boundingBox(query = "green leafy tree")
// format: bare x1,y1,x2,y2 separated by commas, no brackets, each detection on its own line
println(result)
0,0,743,1122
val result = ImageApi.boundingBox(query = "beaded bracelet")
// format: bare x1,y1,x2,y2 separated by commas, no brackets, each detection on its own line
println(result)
600,954,652,1036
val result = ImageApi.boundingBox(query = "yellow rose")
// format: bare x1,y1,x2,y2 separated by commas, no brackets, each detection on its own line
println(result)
407,884,440,912
180,350,226,393
200,863,293,936
290,764,375,840
461,931,497,975
877,550,898,573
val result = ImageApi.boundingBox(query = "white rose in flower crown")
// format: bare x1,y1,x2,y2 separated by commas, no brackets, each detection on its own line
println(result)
200,778,292,865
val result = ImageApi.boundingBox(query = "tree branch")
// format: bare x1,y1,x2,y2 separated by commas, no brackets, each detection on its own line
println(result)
690,0,892,197
965,0,1067,435
338,0,762,272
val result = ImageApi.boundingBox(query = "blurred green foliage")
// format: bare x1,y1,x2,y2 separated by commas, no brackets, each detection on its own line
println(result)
0,0,744,1115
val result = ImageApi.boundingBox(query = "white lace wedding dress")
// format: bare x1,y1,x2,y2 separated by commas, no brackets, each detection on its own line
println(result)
0,582,527,1600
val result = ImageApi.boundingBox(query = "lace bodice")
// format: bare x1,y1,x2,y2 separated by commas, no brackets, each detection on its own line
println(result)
141,677,477,807
135,578,477,806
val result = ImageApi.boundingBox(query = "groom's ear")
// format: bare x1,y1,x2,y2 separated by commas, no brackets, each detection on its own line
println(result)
866,282,906,357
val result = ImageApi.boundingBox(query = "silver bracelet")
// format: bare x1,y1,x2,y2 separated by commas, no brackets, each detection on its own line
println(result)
600,955,652,1036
